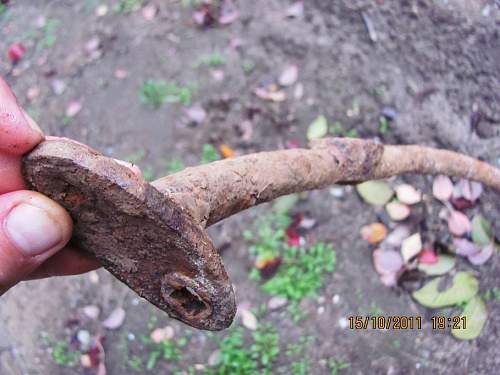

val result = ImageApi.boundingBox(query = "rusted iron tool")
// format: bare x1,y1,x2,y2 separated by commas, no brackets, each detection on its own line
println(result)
23,137,500,330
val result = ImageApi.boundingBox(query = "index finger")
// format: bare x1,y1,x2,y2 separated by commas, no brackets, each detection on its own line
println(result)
0,77,43,155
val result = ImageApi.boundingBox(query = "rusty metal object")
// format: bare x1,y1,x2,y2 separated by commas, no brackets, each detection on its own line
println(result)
22,137,500,330
23,139,235,331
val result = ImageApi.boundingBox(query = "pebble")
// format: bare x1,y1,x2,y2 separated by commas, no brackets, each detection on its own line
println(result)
338,317,348,329
127,333,136,341
330,187,344,198
268,296,288,310
208,350,221,367
82,305,100,320
332,295,340,304
317,306,325,315
77,330,91,351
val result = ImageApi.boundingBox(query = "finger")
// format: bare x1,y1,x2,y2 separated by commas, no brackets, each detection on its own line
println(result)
26,246,101,280
0,77,44,155
0,191,72,294
0,151,26,193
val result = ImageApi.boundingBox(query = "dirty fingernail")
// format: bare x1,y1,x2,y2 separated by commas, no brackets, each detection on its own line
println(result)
5,203,62,256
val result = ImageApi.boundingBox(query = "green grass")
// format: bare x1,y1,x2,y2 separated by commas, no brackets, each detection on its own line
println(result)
126,149,146,164
261,242,335,303
484,287,500,301
242,60,255,74
139,80,193,108
41,333,80,367
0,4,7,15
286,336,314,375
244,212,291,274
327,358,350,375
201,144,221,164
141,335,188,370
329,121,358,138
39,18,60,49
165,158,185,174
197,52,226,67
113,0,144,13
378,116,390,134
207,324,280,375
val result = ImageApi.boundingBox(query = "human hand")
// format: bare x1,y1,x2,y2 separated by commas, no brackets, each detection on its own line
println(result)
0,77,101,295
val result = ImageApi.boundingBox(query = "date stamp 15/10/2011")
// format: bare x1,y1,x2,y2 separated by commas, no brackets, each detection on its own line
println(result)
347,316,467,330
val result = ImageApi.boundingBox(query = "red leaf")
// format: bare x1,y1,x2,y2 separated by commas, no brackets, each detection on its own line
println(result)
8,43,26,64
418,249,438,264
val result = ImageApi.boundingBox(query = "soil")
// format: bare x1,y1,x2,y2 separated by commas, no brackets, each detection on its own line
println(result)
1,1,500,374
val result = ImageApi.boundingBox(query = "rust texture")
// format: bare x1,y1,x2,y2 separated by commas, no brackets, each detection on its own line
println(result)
22,137,500,330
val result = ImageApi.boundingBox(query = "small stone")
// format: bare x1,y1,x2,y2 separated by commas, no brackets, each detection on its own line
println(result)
96,5,108,17
88,271,99,283
114,69,129,80
208,350,221,367
82,305,100,320
317,306,325,315
268,296,288,310
127,333,136,341
150,326,174,343
332,295,340,304
51,79,66,95
131,298,140,306
26,86,40,101
77,330,91,351
330,187,344,198
194,364,205,371
338,317,348,329
80,354,92,368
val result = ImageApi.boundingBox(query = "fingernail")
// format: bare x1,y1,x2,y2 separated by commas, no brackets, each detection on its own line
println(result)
5,203,63,256
21,109,44,138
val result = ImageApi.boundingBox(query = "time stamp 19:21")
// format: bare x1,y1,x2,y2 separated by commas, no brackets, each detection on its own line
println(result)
348,316,467,330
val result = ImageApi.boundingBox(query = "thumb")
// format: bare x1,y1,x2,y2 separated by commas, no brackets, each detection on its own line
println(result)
0,191,72,294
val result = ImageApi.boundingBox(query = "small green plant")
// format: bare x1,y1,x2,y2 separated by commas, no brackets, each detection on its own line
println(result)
128,355,144,371
327,358,350,375
142,335,188,370
197,52,226,67
207,324,280,375
378,116,390,134
329,121,358,138
250,324,280,374
139,80,193,108
40,333,81,367
242,60,255,74
290,359,310,375
0,4,7,15
201,144,221,164
166,158,185,174
261,243,336,303
484,287,500,301
39,18,60,49
142,165,155,181
244,212,291,275
113,0,144,13
126,149,146,164
207,329,258,375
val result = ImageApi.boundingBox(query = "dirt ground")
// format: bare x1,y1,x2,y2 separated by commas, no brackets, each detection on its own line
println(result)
1,1,500,374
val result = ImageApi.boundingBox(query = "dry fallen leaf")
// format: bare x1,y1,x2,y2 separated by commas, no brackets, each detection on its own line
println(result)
254,87,287,102
468,244,494,266
219,144,236,158
150,326,174,343
448,210,472,237
66,101,83,118
385,201,411,221
102,307,126,330
432,175,454,201
401,233,422,263
279,65,299,86
360,223,387,244
395,184,422,205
